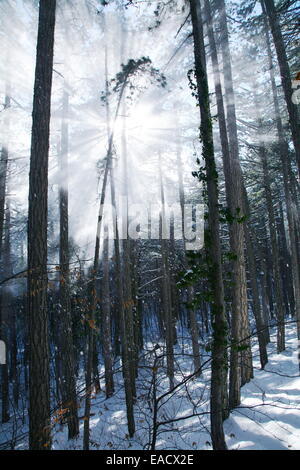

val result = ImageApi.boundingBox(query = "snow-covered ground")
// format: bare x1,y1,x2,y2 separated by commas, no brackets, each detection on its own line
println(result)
225,325,300,450
1,323,299,450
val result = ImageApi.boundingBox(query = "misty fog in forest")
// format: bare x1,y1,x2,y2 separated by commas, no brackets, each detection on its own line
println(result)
0,0,300,452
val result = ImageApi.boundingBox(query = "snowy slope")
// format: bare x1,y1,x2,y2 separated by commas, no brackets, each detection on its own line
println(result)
225,324,300,450
51,323,300,450
1,323,299,450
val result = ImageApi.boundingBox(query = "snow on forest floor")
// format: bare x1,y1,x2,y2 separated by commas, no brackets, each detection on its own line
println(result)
1,323,299,450
47,323,300,450
224,325,300,450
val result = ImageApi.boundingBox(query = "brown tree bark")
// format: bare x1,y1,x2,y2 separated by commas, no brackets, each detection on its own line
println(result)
263,14,300,345
27,0,56,450
262,0,300,177
217,0,253,400
120,103,138,385
190,0,227,450
258,135,286,352
110,163,136,437
101,231,114,398
242,187,268,368
59,88,79,439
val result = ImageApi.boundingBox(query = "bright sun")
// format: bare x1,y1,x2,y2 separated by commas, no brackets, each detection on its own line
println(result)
113,104,171,145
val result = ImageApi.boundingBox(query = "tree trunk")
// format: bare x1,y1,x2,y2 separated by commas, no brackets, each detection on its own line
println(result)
101,232,114,398
176,141,201,375
120,103,138,385
27,0,56,450
111,170,136,436
159,154,174,390
169,217,179,346
217,0,253,400
263,14,300,346
0,91,10,257
242,187,268,368
262,0,300,177
0,89,11,424
131,240,143,353
276,200,295,317
258,138,285,352
83,50,133,449
59,88,79,439
190,0,227,450
6,204,19,407
107,84,136,436
1,205,12,422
